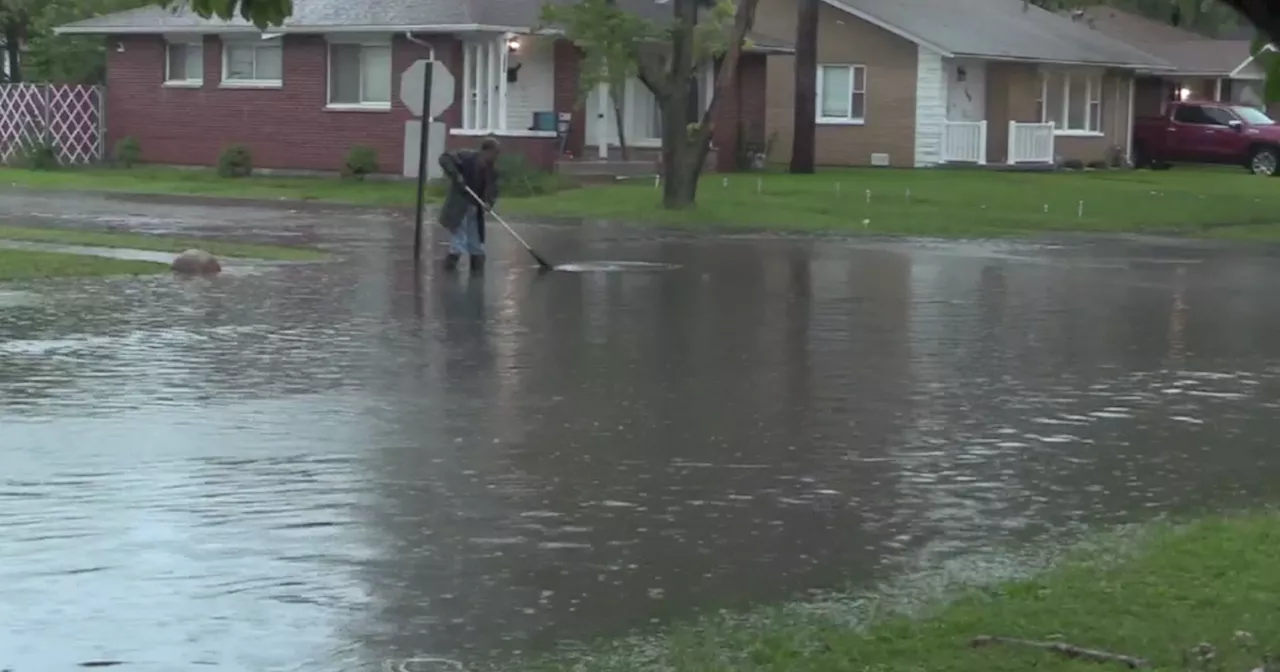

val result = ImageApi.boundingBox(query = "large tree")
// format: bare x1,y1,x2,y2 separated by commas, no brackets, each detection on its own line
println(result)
0,0,32,81
542,0,760,208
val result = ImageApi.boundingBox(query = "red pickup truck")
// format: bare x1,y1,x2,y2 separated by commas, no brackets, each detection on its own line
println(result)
1132,101,1280,176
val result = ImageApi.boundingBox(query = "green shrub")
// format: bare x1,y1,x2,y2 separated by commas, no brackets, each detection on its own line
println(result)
114,136,141,169
217,144,253,178
13,134,61,170
495,153,572,197
342,145,380,180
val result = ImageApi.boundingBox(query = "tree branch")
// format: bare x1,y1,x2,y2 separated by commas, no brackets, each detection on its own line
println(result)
692,0,759,146
971,636,1150,669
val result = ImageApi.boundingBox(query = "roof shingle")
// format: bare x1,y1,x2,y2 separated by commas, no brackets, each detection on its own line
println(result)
830,0,1170,69
1070,6,1254,76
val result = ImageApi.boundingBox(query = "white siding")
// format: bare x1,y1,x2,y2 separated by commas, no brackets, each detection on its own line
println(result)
504,36,555,132
914,46,946,167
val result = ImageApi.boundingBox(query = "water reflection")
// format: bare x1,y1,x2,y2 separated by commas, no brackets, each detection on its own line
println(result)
2,192,1280,670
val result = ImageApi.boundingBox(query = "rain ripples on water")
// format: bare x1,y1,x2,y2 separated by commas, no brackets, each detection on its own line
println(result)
2,192,1280,670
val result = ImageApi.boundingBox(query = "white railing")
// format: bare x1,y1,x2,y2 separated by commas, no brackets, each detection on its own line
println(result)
0,84,104,166
1007,121,1054,164
941,120,987,164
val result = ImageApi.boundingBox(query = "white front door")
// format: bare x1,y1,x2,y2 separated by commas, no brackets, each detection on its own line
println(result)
945,59,987,122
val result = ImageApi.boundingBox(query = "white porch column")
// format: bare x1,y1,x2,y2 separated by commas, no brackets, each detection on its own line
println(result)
978,120,988,165
1214,77,1224,102
476,41,489,130
596,82,609,159
462,42,474,129
497,34,510,131
487,38,501,130
1006,121,1016,165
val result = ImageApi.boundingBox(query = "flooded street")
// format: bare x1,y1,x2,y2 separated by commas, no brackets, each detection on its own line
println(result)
3,191,1280,671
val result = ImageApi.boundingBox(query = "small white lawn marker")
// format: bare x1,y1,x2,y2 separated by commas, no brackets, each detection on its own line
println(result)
836,182,841,198
865,189,871,203
757,177,763,195
862,218,870,228
1043,204,1049,213
654,175,660,189
1077,200,1084,218
905,188,911,203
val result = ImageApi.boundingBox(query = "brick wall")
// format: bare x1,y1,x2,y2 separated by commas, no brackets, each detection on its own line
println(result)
758,0,920,168
712,53,767,172
103,32,573,173
553,39,586,158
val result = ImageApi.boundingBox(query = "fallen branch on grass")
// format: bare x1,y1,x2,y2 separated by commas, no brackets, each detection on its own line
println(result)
971,635,1150,668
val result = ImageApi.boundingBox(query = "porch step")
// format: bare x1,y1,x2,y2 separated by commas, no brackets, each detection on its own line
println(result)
555,159,658,178
936,162,1057,172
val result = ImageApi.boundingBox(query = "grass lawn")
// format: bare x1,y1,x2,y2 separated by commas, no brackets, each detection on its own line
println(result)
515,511,1280,672
505,167,1280,239
5,164,1278,240
0,248,168,281
0,225,326,261
0,166,420,208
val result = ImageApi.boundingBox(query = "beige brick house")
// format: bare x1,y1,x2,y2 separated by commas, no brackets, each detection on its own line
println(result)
755,0,1173,168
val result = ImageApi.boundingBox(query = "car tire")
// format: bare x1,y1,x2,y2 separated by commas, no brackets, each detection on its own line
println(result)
1249,146,1279,176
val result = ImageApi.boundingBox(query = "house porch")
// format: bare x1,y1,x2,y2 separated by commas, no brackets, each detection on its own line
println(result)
924,58,1134,168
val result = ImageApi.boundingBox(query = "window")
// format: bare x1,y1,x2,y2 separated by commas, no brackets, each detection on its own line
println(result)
221,39,282,86
1174,104,1237,126
816,64,866,123
328,42,391,108
1233,105,1274,126
165,40,203,85
1037,71,1102,134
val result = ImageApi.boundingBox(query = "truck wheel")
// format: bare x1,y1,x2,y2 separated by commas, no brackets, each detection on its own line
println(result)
1250,147,1278,176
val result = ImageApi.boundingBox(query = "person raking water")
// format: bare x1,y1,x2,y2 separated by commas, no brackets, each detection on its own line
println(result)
438,137,501,272
437,138,556,273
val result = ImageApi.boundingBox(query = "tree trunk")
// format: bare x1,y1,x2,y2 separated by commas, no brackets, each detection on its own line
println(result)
660,0,699,208
659,0,760,209
610,87,629,161
3,25,21,83
790,0,818,173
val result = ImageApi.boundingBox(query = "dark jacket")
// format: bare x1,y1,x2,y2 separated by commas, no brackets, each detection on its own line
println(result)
438,149,499,241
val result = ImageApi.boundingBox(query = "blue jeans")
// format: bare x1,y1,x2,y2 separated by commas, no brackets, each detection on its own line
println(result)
449,205,485,257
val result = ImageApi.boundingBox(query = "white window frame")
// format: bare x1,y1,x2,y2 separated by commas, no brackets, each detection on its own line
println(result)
815,64,866,125
1037,69,1103,136
163,36,204,88
220,35,283,88
325,35,392,111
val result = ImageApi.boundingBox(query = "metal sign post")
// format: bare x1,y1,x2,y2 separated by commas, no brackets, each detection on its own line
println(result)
412,63,434,264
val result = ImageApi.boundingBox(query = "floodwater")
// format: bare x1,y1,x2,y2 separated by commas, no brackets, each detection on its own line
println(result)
3,190,1280,671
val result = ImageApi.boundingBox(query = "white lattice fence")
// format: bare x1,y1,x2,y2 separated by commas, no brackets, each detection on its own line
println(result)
0,84,104,165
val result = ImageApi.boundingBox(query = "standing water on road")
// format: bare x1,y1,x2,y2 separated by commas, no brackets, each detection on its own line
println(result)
2,192,1280,671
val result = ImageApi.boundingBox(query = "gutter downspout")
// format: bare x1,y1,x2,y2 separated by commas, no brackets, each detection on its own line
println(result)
1126,74,1135,165
404,31,436,60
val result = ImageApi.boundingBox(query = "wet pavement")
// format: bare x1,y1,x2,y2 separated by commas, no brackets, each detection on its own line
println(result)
3,190,1280,671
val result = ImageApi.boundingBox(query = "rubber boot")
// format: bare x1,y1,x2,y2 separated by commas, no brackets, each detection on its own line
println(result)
470,255,486,273
443,253,460,271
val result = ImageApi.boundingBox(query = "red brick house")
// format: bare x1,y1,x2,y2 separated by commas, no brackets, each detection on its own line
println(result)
54,0,789,176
